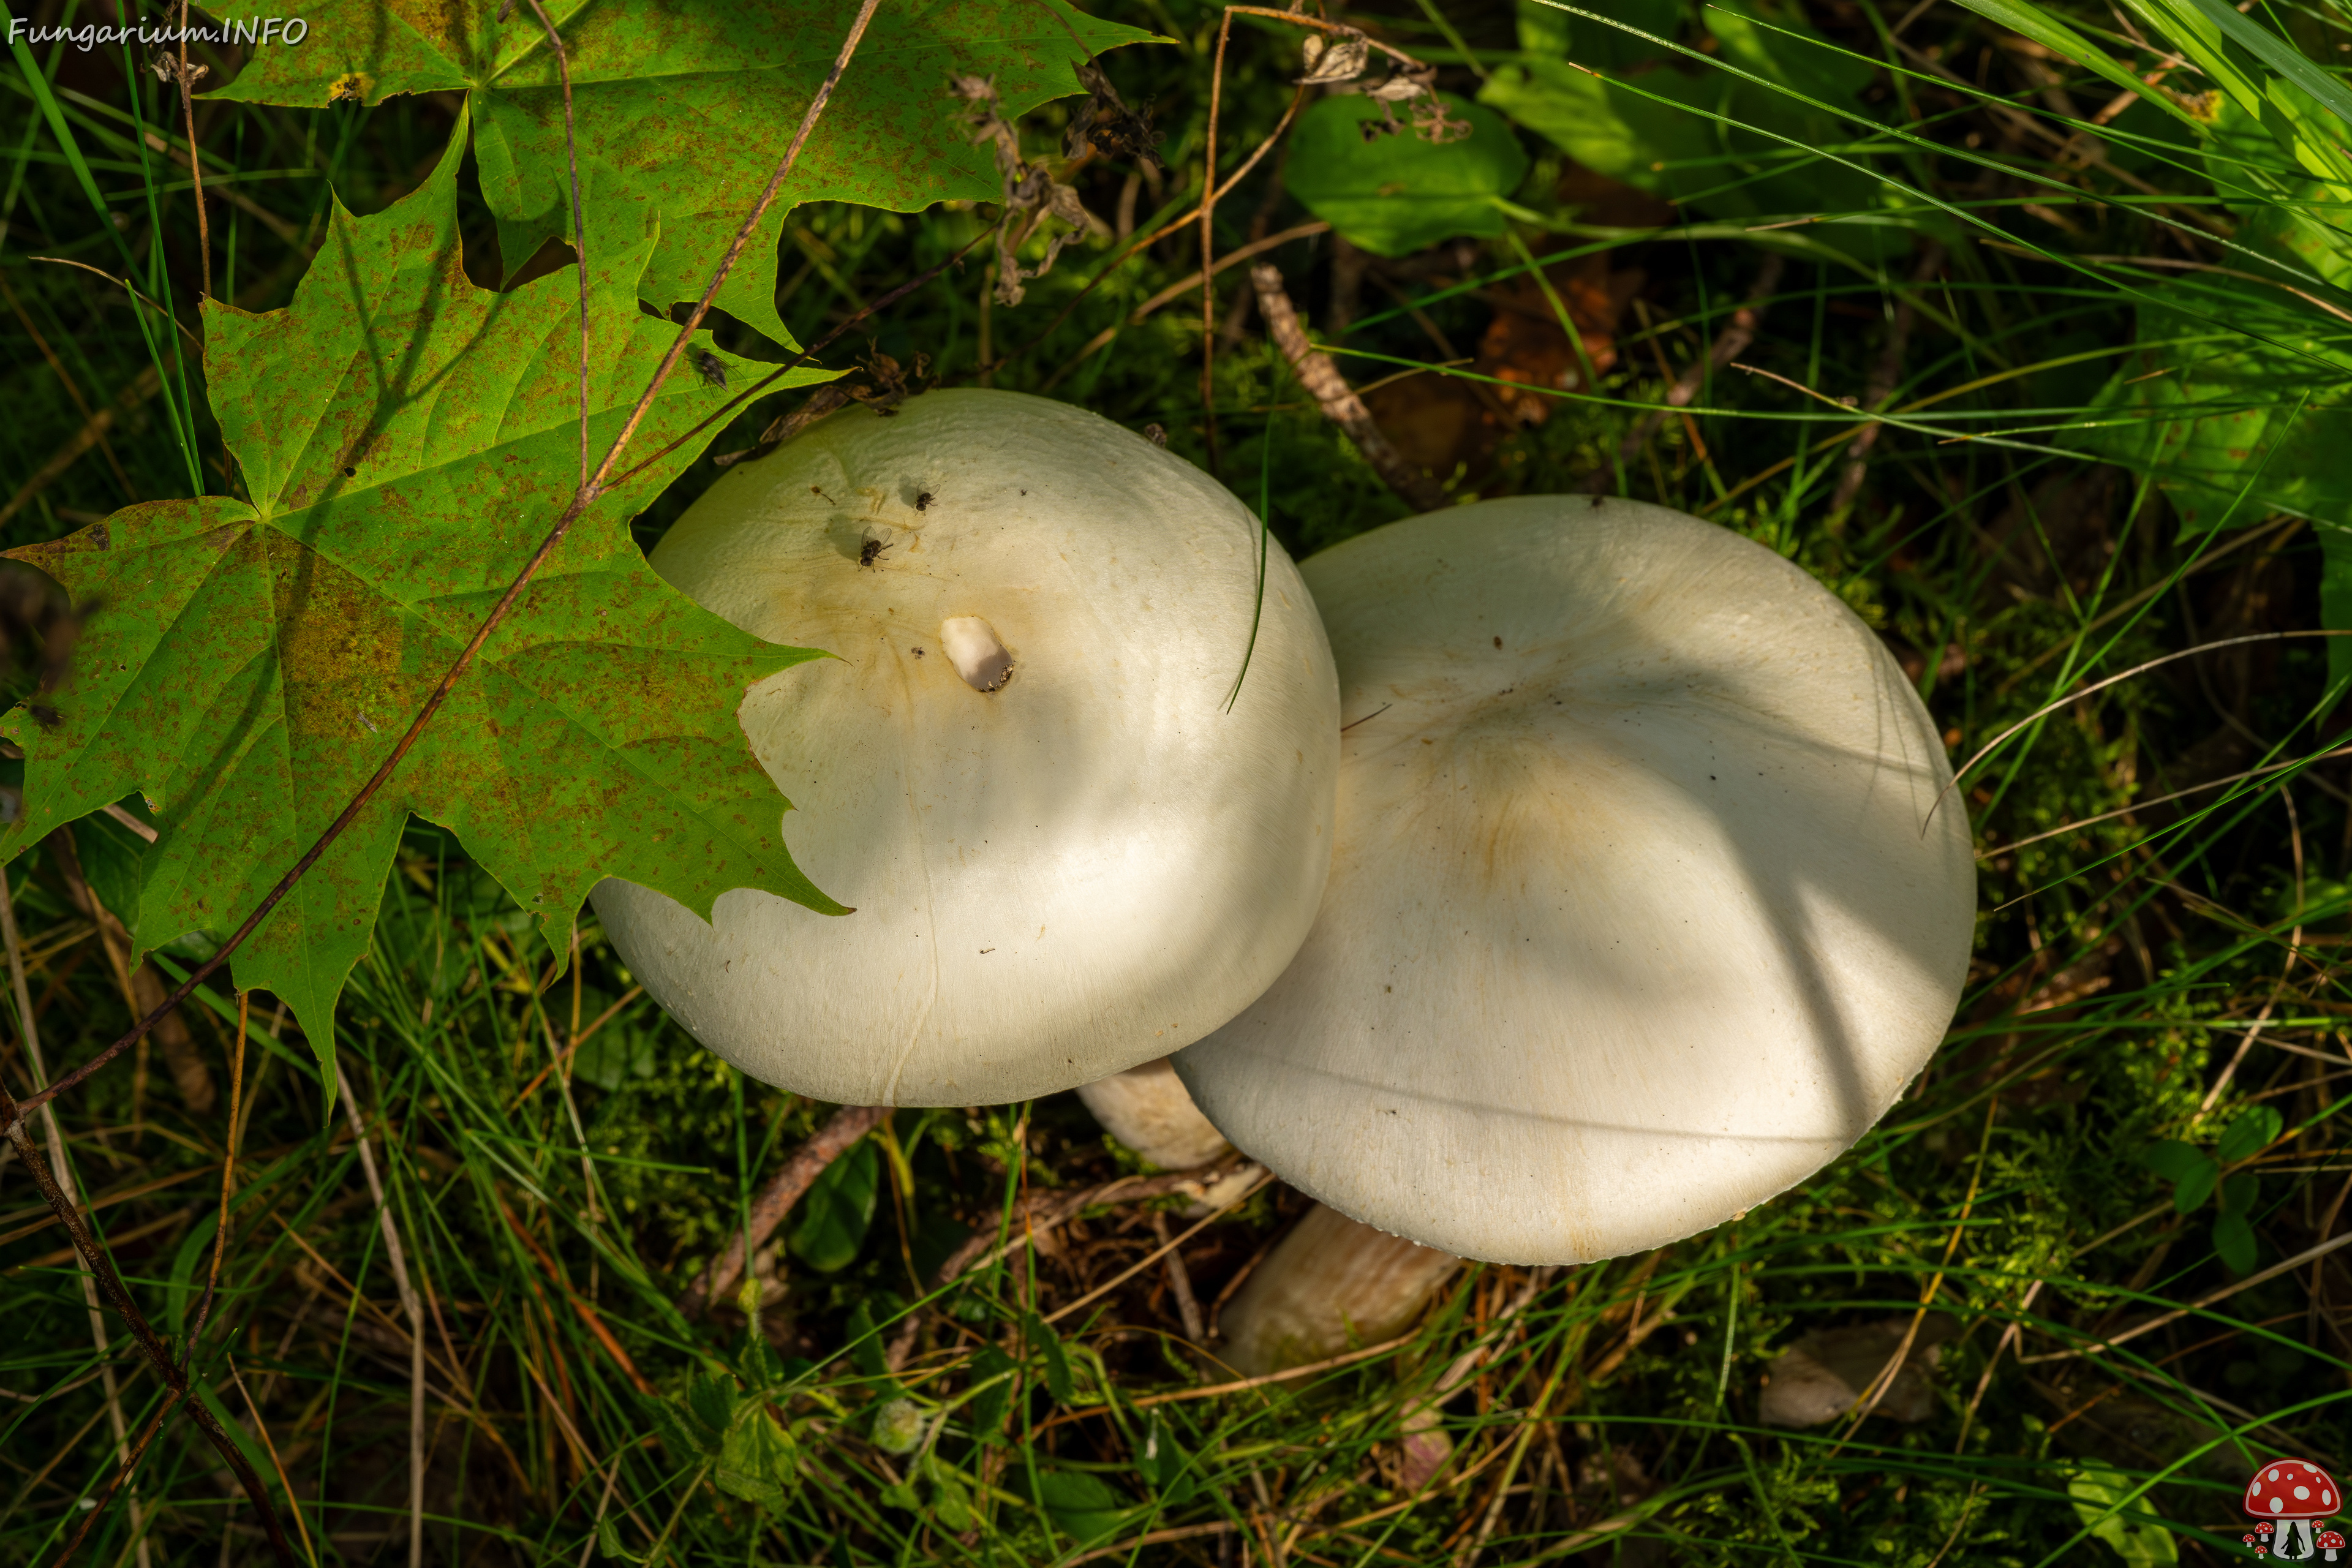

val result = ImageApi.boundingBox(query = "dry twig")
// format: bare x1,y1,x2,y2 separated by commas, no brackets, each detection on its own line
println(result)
1251,263,1445,511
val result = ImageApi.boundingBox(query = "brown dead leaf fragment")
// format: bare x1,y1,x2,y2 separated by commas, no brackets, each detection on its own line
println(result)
1760,1314,1958,1425
952,74,1106,307
1358,252,1638,492
1478,251,1642,426
1062,60,1163,174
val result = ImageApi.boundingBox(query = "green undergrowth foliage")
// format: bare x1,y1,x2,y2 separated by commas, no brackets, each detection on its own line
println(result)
2,0,2351,1562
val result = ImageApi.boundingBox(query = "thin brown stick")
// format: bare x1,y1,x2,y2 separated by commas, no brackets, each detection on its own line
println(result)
228,1355,313,1566
2,855,153,1568
1829,242,1943,513
990,91,1306,382
507,984,644,1107
604,221,998,490
1928,630,2352,835
176,0,209,304
1039,219,1330,394
56,1387,180,1567
681,1104,890,1314
336,1062,426,1568
1042,1168,1272,1325
12,0,889,1125
179,989,250,1370
0,1095,296,1561
2021,1226,2352,1363
1251,263,1444,511
1200,9,1236,472
935,1159,1254,1285
1152,1211,1207,1344
519,0,589,489
1586,254,1784,495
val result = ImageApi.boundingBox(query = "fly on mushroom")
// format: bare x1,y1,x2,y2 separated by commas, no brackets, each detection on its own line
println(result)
858,537,891,569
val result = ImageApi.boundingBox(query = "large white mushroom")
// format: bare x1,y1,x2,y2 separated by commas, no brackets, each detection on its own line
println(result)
1175,496,1976,1264
593,391,1340,1105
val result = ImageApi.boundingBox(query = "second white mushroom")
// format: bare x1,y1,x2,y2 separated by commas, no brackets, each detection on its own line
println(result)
1177,496,1977,1264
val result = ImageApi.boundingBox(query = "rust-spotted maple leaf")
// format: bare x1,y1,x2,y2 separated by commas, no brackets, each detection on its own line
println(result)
207,0,1156,350
1,111,840,1069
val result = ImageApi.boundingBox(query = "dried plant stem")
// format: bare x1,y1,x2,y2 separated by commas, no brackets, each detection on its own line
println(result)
1828,242,1943,513
228,1355,314,1566
180,990,247,1369
58,1387,179,1566
519,0,589,488
11,0,888,1125
0,889,295,1561
336,1063,427,1568
682,1104,891,1314
1,861,153,1568
1251,263,1444,511
1196,5,1431,461
1152,1211,1207,1344
1587,254,1784,496
176,0,209,304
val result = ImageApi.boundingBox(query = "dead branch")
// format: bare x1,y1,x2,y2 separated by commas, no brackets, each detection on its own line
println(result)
1251,263,1445,512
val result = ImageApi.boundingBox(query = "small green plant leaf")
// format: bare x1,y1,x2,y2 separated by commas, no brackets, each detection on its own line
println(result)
790,1137,881,1273
1286,93,1527,257
844,1303,894,1385
595,1518,645,1563
1136,1411,1197,1504
685,1371,741,1444
2143,1140,2218,1212
970,1344,1019,1436
0,111,840,1077
924,1455,976,1532
206,0,1155,348
715,1403,798,1511
2213,1207,2260,1274
1482,8,1925,262
1024,1310,1074,1405
2218,1105,2284,1164
1035,1467,1136,1545
2068,1461,2180,1566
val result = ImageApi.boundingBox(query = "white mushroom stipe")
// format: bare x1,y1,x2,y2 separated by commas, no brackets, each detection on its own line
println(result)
1076,1058,1232,1170
940,616,1013,692
1215,1205,1460,1381
1073,1058,1257,1212
592,390,1341,1106
1175,497,1977,1264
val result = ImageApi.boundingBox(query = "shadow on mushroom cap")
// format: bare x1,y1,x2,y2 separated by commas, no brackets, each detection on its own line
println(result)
1175,497,1977,1264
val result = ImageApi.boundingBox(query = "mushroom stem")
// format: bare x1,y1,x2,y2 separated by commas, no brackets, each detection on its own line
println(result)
1074,1058,1257,1212
1071,1062,1457,1377
1075,1058,1231,1171
1213,1205,1460,1381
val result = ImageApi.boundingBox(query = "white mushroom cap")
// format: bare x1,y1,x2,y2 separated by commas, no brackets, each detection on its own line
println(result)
1175,497,1976,1264
593,391,1340,1105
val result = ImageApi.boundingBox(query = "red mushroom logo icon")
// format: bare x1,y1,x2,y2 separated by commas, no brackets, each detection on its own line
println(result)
2244,1460,2343,1560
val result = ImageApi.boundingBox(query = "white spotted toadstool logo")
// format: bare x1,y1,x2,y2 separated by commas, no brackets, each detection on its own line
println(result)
2242,1459,2344,1559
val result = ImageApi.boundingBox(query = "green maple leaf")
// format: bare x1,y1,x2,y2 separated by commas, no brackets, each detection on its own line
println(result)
207,0,1156,348
1,108,841,1075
